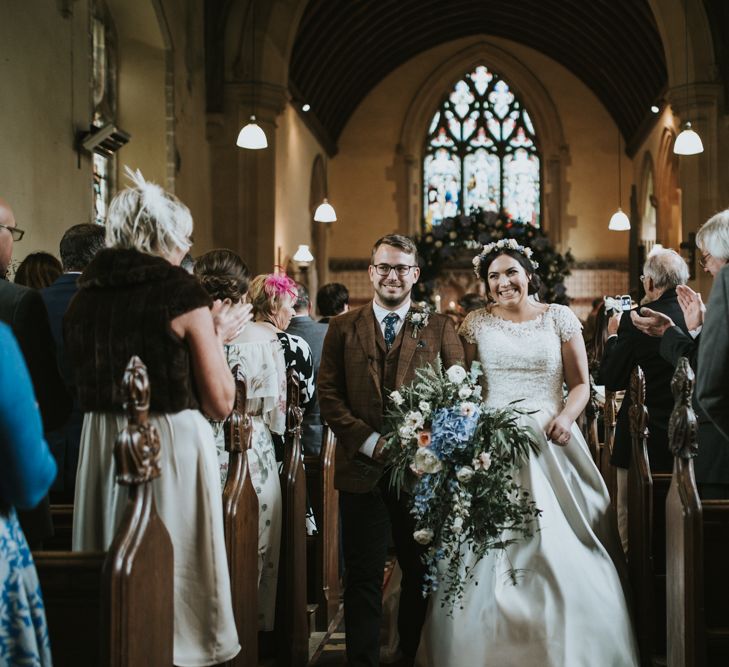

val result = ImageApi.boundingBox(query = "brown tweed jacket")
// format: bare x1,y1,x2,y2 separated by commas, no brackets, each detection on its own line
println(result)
318,303,464,492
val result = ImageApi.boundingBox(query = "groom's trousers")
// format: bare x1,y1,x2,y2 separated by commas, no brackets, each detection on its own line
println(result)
340,475,427,667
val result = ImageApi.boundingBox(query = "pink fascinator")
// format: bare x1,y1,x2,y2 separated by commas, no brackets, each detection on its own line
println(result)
264,273,297,300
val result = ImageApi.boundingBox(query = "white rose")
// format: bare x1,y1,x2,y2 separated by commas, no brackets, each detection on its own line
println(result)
458,385,472,399
390,390,404,406
452,516,464,534
446,365,468,385
456,466,475,483
414,447,443,474
460,401,477,418
413,528,434,545
473,451,492,471
418,400,431,414
405,410,425,430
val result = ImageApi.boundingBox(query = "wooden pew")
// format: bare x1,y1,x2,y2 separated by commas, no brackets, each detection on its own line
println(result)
600,389,619,509
666,358,729,667
304,426,341,633
276,369,309,666
33,356,174,667
584,383,600,463
44,503,73,550
221,369,259,667
627,365,672,666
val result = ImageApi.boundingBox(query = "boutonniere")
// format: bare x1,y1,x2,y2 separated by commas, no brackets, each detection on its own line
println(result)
406,302,431,338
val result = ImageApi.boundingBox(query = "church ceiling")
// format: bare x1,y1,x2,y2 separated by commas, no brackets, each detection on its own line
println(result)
289,0,667,151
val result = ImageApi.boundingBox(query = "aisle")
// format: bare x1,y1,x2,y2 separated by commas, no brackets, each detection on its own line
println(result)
308,558,400,666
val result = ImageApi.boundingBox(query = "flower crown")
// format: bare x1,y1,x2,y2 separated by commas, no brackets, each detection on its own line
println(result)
472,238,539,277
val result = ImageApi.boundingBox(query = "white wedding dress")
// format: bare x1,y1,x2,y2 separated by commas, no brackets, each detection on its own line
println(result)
416,304,639,667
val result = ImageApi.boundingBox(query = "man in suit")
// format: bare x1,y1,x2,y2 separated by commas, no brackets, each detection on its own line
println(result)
0,196,70,545
286,281,328,455
632,210,729,497
697,264,729,442
600,248,690,549
319,234,463,667
41,223,106,501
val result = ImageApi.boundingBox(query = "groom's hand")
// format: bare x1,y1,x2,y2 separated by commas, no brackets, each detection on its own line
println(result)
372,436,388,462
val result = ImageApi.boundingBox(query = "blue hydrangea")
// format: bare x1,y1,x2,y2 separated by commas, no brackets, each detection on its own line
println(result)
430,406,481,459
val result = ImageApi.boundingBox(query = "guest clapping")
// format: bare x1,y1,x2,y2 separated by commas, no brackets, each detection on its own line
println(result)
64,168,244,665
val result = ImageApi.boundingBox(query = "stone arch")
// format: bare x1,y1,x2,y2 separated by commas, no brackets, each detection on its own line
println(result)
637,151,657,246
396,39,570,247
654,126,681,248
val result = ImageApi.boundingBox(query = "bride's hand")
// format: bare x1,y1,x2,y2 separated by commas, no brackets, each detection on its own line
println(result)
545,414,573,446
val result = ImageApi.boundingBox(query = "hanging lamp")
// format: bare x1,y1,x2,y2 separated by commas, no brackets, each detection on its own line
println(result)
313,157,337,222
237,2,267,150
608,128,630,231
674,0,703,155
314,198,337,222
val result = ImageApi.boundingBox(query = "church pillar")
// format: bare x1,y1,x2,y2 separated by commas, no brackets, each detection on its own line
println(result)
207,81,287,275
668,82,722,294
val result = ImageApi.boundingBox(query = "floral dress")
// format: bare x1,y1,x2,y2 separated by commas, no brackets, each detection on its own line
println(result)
210,339,287,631
0,509,52,666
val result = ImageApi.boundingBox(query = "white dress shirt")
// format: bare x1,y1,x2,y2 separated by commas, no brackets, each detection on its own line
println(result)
359,299,412,458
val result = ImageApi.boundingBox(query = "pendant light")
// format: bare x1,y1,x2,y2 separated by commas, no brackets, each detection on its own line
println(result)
609,128,630,231
236,2,267,150
674,0,703,155
314,199,337,222
313,157,337,222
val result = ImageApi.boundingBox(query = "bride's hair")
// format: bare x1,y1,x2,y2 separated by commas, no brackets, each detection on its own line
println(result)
477,248,542,296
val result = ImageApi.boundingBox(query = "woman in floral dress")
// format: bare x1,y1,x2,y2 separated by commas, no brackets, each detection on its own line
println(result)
0,323,56,666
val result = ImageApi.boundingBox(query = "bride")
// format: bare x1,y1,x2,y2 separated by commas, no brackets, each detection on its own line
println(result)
416,240,639,667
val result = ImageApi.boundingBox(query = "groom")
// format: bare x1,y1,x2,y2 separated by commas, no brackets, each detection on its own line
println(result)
319,234,463,667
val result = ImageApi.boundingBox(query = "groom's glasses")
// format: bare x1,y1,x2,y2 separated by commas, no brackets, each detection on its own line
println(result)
373,263,418,276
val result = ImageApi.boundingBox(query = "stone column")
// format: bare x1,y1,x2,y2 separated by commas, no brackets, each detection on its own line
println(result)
668,82,722,295
207,81,287,275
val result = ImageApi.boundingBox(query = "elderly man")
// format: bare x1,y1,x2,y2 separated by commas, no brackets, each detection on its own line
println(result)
0,196,70,545
599,248,690,547
632,210,729,498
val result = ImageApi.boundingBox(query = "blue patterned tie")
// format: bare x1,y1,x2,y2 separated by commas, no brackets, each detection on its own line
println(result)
383,312,399,349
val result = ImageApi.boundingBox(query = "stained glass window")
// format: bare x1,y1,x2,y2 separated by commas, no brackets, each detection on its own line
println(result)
423,65,541,228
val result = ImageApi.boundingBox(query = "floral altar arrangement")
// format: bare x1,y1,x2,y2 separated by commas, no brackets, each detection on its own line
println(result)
382,360,542,609
413,209,574,305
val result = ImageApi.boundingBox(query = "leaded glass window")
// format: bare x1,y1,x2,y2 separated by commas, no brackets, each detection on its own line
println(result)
423,65,541,228
91,1,117,225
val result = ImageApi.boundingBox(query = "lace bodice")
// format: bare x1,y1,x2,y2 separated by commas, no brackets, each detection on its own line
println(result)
459,304,582,418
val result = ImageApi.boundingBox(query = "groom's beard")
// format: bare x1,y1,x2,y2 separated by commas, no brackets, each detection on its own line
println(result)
375,280,411,308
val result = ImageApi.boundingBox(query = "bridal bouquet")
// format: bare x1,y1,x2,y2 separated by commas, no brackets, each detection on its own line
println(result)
382,360,541,609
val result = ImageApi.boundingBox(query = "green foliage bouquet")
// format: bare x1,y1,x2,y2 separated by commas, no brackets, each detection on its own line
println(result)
382,359,541,609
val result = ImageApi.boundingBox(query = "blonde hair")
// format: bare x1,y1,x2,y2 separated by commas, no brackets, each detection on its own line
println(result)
248,273,297,318
105,167,192,259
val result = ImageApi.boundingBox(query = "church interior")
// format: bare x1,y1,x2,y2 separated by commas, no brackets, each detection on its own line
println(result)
2,0,729,665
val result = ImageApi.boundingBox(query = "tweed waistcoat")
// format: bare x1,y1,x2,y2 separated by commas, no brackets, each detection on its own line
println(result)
64,248,212,414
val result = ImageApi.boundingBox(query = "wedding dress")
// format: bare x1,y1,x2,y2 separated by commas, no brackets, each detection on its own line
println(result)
416,304,639,667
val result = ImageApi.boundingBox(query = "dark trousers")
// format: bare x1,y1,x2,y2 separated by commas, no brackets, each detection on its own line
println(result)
339,478,426,667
